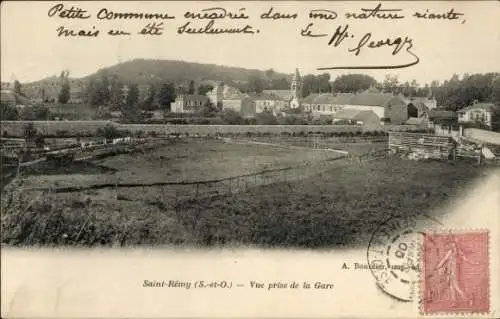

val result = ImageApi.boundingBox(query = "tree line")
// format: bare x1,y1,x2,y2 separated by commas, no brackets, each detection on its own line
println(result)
4,70,499,123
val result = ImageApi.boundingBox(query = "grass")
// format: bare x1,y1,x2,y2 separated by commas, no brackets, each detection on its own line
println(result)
1,155,488,248
45,139,341,185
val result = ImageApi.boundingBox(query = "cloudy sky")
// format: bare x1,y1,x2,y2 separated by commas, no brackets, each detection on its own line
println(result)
2,1,499,84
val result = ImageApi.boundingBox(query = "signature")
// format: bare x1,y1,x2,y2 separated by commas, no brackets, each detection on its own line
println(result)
315,24,420,70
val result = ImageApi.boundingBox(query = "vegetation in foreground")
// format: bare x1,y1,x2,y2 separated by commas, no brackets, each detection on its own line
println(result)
1,158,489,248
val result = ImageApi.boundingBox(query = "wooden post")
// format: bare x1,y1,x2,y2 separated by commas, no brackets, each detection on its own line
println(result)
17,156,21,178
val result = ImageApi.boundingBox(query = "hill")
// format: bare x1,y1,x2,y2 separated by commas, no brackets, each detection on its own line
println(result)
20,59,291,89
86,59,290,86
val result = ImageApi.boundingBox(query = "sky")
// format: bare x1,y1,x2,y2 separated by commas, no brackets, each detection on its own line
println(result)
1,1,500,85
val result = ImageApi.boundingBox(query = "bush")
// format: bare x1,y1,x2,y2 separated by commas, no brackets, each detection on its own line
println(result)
56,130,70,137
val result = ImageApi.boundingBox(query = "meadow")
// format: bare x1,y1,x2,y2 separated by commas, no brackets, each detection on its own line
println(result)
1,138,489,248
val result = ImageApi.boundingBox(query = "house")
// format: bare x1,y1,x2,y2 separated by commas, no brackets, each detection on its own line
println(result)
429,109,458,124
224,97,256,118
248,92,287,114
171,94,209,113
301,94,319,111
347,88,406,122
401,92,437,117
302,87,408,124
332,109,381,130
428,109,458,134
457,102,499,129
240,98,257,118
306,94,338,114
207,83,257,117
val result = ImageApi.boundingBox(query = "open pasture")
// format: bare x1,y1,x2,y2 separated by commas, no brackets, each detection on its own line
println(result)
2,135,490,248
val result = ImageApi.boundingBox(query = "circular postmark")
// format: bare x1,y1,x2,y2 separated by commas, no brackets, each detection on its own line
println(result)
367,214,441,302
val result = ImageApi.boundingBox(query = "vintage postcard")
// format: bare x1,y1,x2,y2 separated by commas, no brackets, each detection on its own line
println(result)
1,0,499,318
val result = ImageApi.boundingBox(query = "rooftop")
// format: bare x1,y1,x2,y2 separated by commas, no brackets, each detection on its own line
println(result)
457,102,499,113
333,109,378,122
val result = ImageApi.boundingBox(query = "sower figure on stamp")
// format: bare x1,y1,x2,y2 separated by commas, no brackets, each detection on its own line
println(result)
435,238,480,306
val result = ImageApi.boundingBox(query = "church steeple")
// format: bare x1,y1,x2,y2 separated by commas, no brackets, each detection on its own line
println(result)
291,68,301,99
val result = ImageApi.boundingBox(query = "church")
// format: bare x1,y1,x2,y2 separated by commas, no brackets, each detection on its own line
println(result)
203,68,304,117
262,68,302,109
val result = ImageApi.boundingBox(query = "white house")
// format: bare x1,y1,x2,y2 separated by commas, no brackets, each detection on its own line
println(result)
457,102,499,128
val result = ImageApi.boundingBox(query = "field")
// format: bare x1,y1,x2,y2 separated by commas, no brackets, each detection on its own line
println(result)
1,138,489,248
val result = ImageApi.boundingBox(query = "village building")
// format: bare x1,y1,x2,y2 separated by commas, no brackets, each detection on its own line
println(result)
262,68,302,109
206,83,256,117
302,87,409,124
332,109,381,130
171,94,209,113
457,102,499,129
247,92,288,114
428,109,458,135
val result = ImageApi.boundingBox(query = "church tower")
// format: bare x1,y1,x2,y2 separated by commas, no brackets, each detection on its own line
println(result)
289,68,302,109
290,68,301,99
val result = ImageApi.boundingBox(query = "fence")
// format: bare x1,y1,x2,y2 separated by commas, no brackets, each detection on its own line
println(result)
389,132,455,160
1,121,363,137
19,146,392,202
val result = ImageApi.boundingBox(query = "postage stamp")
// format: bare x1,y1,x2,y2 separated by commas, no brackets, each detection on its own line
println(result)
421,231,490,314
367,214,440,302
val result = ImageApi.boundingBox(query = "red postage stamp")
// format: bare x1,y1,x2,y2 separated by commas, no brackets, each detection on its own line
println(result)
421,231,489,314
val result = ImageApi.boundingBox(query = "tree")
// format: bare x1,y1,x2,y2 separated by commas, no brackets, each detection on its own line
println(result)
492,75,500,106
96,124,122,139
125,84,138,107
197,84,214,96
99,75,110,105
221,109,244,124
110,76,124,108
331,74,377,93
23,123,38,146
256,109,278,125
265,68,275,80
301,74,318,97
382,74,399,93
201,100,218,117
13,80,24,97
140,84,157,110
58,70,70,104
157,83,176,110
491,107,500,132
122,84,139,122
33,106,51,120
0,103,19,120
270,77,290,90
188,80,196,94
86,78,99,106
248,76,267,94
317,73,332,93
34,134,45,149
265,68,275,86
19,106,36,121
